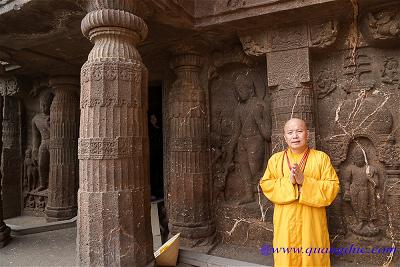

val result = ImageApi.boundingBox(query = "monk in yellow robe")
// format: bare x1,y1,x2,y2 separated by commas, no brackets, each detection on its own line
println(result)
260,118,339,267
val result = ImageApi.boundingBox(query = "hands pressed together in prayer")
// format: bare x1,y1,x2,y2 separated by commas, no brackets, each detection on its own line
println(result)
290,163,304,193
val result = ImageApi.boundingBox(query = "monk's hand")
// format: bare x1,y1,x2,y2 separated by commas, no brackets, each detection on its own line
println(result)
289,167,296,184
292,164,304,185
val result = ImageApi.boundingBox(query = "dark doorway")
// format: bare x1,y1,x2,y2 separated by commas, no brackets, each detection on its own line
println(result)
148,82,163,200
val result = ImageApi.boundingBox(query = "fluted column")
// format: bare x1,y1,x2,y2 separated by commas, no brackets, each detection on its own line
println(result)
77,1,153,266
167,47,215,249
0,95,11,248
45,76,79,221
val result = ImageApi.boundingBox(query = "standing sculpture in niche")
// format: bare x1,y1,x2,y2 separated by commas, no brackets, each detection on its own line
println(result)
343,147,380,237
23,148,38,192
32,92,53,191
225,72,270,204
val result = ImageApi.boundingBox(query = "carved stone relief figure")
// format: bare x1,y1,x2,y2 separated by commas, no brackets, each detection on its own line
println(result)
315,68,337,98
31,92,53,191
381,57,399,87
368,9,400,40
224,72,270,204
343,146,380,237
211,120,230,201
23,148,38,192
309,20,338,49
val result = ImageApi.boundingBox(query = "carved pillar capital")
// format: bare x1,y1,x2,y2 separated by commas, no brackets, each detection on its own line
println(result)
80,3,148,63
239,19,339,57
171,53,202,70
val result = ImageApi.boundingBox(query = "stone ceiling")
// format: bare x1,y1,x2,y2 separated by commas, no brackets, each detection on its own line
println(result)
0,0,390,81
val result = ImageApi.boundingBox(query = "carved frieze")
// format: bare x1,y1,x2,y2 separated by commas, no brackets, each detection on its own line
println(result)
80,63,142,108
78,137,144,159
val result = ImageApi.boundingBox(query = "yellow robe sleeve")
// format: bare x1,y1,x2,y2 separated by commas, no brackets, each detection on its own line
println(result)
299,152,339,207
260,154,298,204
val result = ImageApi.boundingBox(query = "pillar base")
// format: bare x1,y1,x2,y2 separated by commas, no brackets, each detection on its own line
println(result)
45,206,77,222
169,223,216,251
78,190,153,266
0,222,11,248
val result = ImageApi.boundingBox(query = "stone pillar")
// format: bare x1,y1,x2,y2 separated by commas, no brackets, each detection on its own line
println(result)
77,1,153,266
45,76,79,221
2,96,22,218
239,21,339,151
0,76,22,218
0,95,11,248
167,44,215,249
265,26,315,150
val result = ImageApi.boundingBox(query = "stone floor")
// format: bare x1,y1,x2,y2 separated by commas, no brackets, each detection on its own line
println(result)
0,227,384,267
0,227,267,267
0,213,389,267
0,228,76,266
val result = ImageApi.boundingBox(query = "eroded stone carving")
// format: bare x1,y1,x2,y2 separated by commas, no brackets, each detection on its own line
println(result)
315,69,337,98
224,71,270,204
309,20,338,49
343,146,380,237
239,30,268,56
32,92,53,192
343,52,373,87
23,148,38,192
381,57,399,87
368,9,400,40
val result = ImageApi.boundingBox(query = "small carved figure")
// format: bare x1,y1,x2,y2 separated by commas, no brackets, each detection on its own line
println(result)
32,92,53,191
27,195,35,208
343,147,380,237
225,72,270,205
211,137,229,201
368,10,400,39
23,148,38,192
381,57,399,86
316,69,337,98
37,196,46,210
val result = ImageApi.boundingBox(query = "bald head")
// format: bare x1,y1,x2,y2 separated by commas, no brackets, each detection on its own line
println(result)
283,118,309,153
284,118,307,133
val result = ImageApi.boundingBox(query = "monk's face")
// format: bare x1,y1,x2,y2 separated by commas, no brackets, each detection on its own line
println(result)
284,119,308,153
